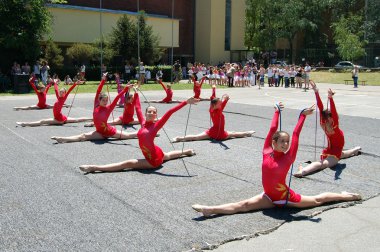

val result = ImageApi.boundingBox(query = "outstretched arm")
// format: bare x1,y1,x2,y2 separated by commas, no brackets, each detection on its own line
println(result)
134,91,145,125
29,77,38,94
221,94,229,111
328,90,339,127
159,80,167,92
109,85,130,111
155,97,199,131
64,82,78,100
94,75,107,108
263,104,282,154
54,81,59,99
287,105,314,160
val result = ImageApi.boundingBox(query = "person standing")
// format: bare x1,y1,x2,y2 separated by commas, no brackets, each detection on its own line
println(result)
124,62,132,82
138,61,145,87
304,63,311,89
40,61,50,85
33,61,41,80
352,65,359,88
21,62,31,75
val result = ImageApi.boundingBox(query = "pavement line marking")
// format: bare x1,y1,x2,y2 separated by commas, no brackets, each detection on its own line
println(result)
0,122,33,144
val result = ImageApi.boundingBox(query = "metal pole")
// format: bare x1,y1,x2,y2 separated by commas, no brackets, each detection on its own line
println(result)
364,0,368,67
170,0,174,83
100,0,103,78
137,0,140,64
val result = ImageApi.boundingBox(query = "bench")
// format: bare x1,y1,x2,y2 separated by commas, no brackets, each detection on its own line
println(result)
344,79,367,86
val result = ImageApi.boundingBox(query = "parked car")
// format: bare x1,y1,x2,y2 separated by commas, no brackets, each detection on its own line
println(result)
335,61,362,69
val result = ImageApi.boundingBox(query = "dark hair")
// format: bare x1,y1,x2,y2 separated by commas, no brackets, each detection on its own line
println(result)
272,131,289,142
321,109,332,120
210,97,220,106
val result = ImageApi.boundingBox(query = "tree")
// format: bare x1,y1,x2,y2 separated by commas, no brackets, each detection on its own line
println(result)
332,14,366,62
66,43,96,65
44,39,64,70
0,0,66,72
108,12,162,65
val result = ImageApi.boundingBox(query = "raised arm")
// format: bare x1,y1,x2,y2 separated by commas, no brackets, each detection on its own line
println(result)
109,85,130,111
287,105,314,160
154,101,187,131
263,107,281,154
159,80,167,92
54,82,59,99
134,91,145,125
29,77,38,94
328,96,339,127
45,82,52,94
94,78,106,108
64,82,78,100
220,94,229,111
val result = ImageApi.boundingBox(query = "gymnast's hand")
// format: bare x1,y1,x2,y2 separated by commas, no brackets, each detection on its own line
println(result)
187,97,200,105
274,102,284,111
302,104,315,116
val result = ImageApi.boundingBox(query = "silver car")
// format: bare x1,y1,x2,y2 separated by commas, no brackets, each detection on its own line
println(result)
335,61,362,68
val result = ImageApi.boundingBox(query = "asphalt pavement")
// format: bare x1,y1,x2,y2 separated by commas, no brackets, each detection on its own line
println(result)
0,82,379,251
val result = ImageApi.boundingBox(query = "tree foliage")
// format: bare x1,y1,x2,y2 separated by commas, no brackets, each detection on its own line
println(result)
332,14,366,62
108,12,162,65
66,43,96,65
44,39,64,69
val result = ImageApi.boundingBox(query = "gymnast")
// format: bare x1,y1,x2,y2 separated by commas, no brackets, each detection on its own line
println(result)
51,74,137,143
192,103,361,217
172,93,255,142
294,81,361,177
79,88,199,173
143,79,181,103
16,81,92,127
192,75,209,100
13,76,59,110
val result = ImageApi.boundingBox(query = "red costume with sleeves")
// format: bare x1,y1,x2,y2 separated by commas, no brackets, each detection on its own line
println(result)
206,98,229,140
210,86,216,100
192,77,206,99
29,77,52,109
93,80,129,137
135,93,187,168
119,91,136,125
159,80,173,103
315,91,345,160
261,110,306,206
53,82,77,122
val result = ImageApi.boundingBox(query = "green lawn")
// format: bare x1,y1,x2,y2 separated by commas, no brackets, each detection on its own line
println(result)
1,71,379,96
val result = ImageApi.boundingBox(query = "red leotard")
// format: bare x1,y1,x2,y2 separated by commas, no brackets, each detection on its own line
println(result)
261,110,306,205
53,82,77,122
192,77,205,99
93,80,129,137
135,93,187,168
119,91,136,125
159,80,173,103
29,77,52,109
315,91,345,160
206,98,229,140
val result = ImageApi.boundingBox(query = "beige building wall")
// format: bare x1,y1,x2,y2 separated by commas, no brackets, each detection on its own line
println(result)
48,6,179,47
195,0,246,65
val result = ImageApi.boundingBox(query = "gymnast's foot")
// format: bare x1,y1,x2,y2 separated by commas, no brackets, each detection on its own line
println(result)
51,136,66,143
16,122,25,127
293,164,304,178
192,204,212,217
79,165,96,173
342,191,362,201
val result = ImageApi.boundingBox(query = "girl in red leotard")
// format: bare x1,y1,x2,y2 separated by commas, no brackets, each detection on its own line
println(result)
79,88,199,173
13,76,57,110
16,80,92,127
294,81,361,177
84,91,140,127
191,103,361,217
51,74,137,143
143,80,181,103
192,75,208,100
172,93,255,142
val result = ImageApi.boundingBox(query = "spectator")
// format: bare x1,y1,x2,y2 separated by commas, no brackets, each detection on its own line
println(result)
40,61,50,85
124,61,132,82
33,61,41,80
21,62,31,75
64,75,73,85
145,69,151,83
80,64,86,81
138,61,145,87
173,60,181,83
352,65,359,88
156,67,163,82
304,63,311,89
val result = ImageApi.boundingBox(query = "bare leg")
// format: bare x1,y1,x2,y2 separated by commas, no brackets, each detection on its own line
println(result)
65,117,93,123
294,156,338,177
192,194,275,217
172,132,209,143
17,118,63,127
341,146,361,159
111,130,138,140
163,149,195,161
226,130,255,139
51,131,105,143
288,191,361,208
79,158,154,173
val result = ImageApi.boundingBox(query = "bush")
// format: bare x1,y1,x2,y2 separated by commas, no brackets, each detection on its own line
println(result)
329,68,336,72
